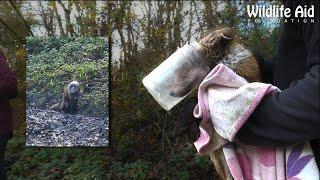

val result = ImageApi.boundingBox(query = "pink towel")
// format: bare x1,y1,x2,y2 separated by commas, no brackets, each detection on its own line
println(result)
193,64,319,180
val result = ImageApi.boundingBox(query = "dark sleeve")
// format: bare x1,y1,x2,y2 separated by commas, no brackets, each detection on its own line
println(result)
237,2,319,146
0,53,18,99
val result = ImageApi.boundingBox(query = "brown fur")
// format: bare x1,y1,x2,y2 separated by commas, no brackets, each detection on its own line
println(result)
236,56,261,82
50,87,70,112
50,102,62,112
50,81,80,114
199,27,236,69
210,151,227,180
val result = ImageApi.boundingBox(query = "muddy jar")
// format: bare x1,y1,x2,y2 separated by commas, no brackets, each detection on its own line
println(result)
143,42,210,111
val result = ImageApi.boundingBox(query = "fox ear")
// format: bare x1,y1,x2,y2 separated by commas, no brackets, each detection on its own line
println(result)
221,33,233,40
217,28,235,50
220,28,235,41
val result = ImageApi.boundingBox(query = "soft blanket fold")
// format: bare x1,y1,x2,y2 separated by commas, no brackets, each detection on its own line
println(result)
193,64,319,180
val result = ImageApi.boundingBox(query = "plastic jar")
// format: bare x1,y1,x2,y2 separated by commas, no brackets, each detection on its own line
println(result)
142,42,210,111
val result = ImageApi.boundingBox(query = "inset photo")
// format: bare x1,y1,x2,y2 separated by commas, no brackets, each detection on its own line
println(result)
26,37,109,147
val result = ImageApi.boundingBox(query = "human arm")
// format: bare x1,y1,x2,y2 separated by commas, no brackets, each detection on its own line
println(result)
236,0,319,146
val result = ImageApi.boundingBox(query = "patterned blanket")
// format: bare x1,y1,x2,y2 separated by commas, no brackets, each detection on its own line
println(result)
193,64,319,180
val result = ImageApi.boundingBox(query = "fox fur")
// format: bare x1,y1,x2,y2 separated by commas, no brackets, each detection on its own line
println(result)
50,81,80,115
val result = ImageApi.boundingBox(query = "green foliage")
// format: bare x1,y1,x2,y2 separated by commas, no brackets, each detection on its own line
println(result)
6,138,154,179
26,37,109,118
7,141,108,179
108,159,151,179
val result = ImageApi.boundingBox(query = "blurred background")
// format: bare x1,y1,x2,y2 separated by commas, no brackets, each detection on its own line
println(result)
0,1,281,179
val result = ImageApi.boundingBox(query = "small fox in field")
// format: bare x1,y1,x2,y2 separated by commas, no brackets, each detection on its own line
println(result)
50,81,80,115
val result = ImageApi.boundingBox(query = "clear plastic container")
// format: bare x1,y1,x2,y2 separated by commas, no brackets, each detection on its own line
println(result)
143,42,210,111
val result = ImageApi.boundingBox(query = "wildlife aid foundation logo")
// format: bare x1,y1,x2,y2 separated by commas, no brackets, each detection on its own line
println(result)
246,4,315,24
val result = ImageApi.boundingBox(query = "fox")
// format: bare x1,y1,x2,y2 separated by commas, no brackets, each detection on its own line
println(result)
170,27,262,98
50,81,80,115
176,27,268,180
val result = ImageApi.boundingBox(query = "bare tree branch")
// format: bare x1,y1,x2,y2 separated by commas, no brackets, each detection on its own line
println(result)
0,17,24,43
9,0,34,36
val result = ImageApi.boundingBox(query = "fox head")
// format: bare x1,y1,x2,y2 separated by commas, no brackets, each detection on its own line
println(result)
199,27,236,68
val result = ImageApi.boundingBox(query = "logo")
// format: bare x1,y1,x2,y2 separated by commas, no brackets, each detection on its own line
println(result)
247,5,315,23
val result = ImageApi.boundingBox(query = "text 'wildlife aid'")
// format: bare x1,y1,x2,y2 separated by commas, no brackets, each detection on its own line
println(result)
247,5,315,23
